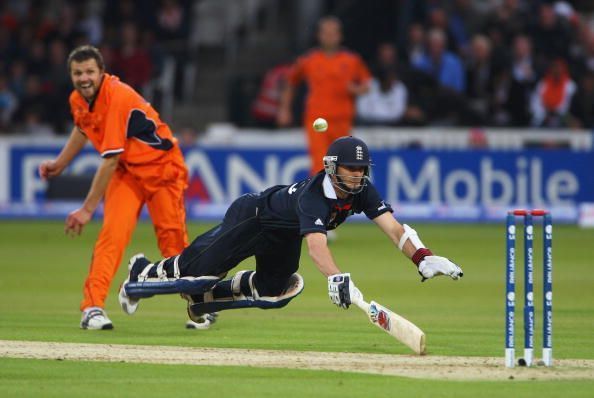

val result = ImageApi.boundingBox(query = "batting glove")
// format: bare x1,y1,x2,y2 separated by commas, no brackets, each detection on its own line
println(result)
328,273,362,309
418,256,464,281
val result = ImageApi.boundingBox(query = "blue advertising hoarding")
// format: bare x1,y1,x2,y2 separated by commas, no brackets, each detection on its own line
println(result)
1,141,593,222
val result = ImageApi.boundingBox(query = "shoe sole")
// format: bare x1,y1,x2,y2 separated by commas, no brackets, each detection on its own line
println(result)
80,319,114,330
119,281,139,315
185,319,211,330
81,324,114,330
118,254,144,315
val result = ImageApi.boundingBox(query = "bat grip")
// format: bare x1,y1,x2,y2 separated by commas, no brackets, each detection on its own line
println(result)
351,291,369,312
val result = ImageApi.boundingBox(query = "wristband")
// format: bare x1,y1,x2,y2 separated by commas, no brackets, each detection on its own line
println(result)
412,248,433,267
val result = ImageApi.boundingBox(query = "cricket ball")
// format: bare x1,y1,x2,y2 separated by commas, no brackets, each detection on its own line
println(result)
312,117,328,132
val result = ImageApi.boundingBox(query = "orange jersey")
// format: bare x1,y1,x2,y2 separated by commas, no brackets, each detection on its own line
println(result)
70,73,176,165
288,48,371,119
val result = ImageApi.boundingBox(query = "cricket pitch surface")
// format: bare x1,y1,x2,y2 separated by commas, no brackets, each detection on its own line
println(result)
2,340,593,381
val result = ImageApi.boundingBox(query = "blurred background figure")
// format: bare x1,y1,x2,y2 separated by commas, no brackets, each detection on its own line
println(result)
251,62,291,128
1,0,594,132
465,34,496,124
0,73,18,129
112,21,152,92
356,65,408,126
530,58,576,128
506,34,538,126
412,28,465,94
569,71,594,129
278,16,371,175
356,64,426,126
404,23,426,65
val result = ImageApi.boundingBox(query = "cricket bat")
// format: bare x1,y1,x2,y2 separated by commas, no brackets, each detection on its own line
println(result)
351,292,426,355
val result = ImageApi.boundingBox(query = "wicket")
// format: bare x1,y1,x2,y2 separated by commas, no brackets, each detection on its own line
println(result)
505,209,553,368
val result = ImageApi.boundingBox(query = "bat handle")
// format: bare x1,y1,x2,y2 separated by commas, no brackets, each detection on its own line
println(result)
351,289,369,312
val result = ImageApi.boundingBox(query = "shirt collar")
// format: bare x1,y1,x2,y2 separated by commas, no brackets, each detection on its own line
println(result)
322,174,337,199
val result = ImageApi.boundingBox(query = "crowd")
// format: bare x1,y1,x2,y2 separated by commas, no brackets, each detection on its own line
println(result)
2,1,594,135
357,0,594,129
253,0,594,130
0,0,190,135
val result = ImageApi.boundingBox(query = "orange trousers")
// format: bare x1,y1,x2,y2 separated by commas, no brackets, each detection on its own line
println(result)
80,147,189,310
304,114,353,175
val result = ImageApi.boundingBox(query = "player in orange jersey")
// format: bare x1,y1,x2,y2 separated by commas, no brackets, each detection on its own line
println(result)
278,16,371,175
39,45,212,330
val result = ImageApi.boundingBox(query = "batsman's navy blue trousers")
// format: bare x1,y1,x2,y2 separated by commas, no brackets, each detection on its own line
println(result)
177,193,301,296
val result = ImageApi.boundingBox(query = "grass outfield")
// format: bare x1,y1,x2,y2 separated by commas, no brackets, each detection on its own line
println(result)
0,220,593,396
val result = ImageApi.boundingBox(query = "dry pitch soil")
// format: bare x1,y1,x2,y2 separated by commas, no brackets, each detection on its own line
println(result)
2,340,594,380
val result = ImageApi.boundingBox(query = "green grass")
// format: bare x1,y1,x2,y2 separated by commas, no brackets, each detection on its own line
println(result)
1,220,593,396
2,358,594,398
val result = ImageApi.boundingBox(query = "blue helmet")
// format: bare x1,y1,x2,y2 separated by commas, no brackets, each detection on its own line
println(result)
323,136,370,194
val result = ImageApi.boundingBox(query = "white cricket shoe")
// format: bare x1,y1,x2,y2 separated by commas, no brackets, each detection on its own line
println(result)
118,253,151,315
80,307,113,330
185,313,218,330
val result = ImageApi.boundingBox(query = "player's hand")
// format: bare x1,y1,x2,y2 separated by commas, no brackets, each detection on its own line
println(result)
418,256,463,281
347,81,369,96
39,160,64,179
65,207,93,237
328,273,362,309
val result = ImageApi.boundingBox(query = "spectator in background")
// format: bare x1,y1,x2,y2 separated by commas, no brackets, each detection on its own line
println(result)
14,75,48,126
369,43,428,124
569,71,594,129
112,21,152,91
278,16,371,175
155,0,189,99
404,23,425,65
46,39,71,132
465,35,495,124
46,39,70,90
26,40,47,76
103,0,143,31
577,29,594,75
156,0,188,41
490,69,513,126
412,28,465,93
97,41,115,71
483,0,527,46
52,2,86,48
22,106,55,136
357,66,424,126
448,0,481,57
372,42,399,74
531,58,576,127
426,7,459,54
530,3,572,66
77,1,104,46
507,35,538,126
142,30,168,80
251,62,291,128
0,74,18,129
8,59,27,100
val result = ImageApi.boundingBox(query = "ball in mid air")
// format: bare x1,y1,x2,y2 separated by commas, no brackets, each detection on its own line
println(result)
312,117,328,132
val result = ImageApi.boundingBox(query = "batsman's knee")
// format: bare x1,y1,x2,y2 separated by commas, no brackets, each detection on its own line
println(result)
188,270,304,315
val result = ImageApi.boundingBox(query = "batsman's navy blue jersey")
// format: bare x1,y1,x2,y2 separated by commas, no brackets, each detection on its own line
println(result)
256,172,393,235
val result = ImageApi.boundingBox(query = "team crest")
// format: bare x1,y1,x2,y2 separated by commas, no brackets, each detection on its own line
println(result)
355,146,363,160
